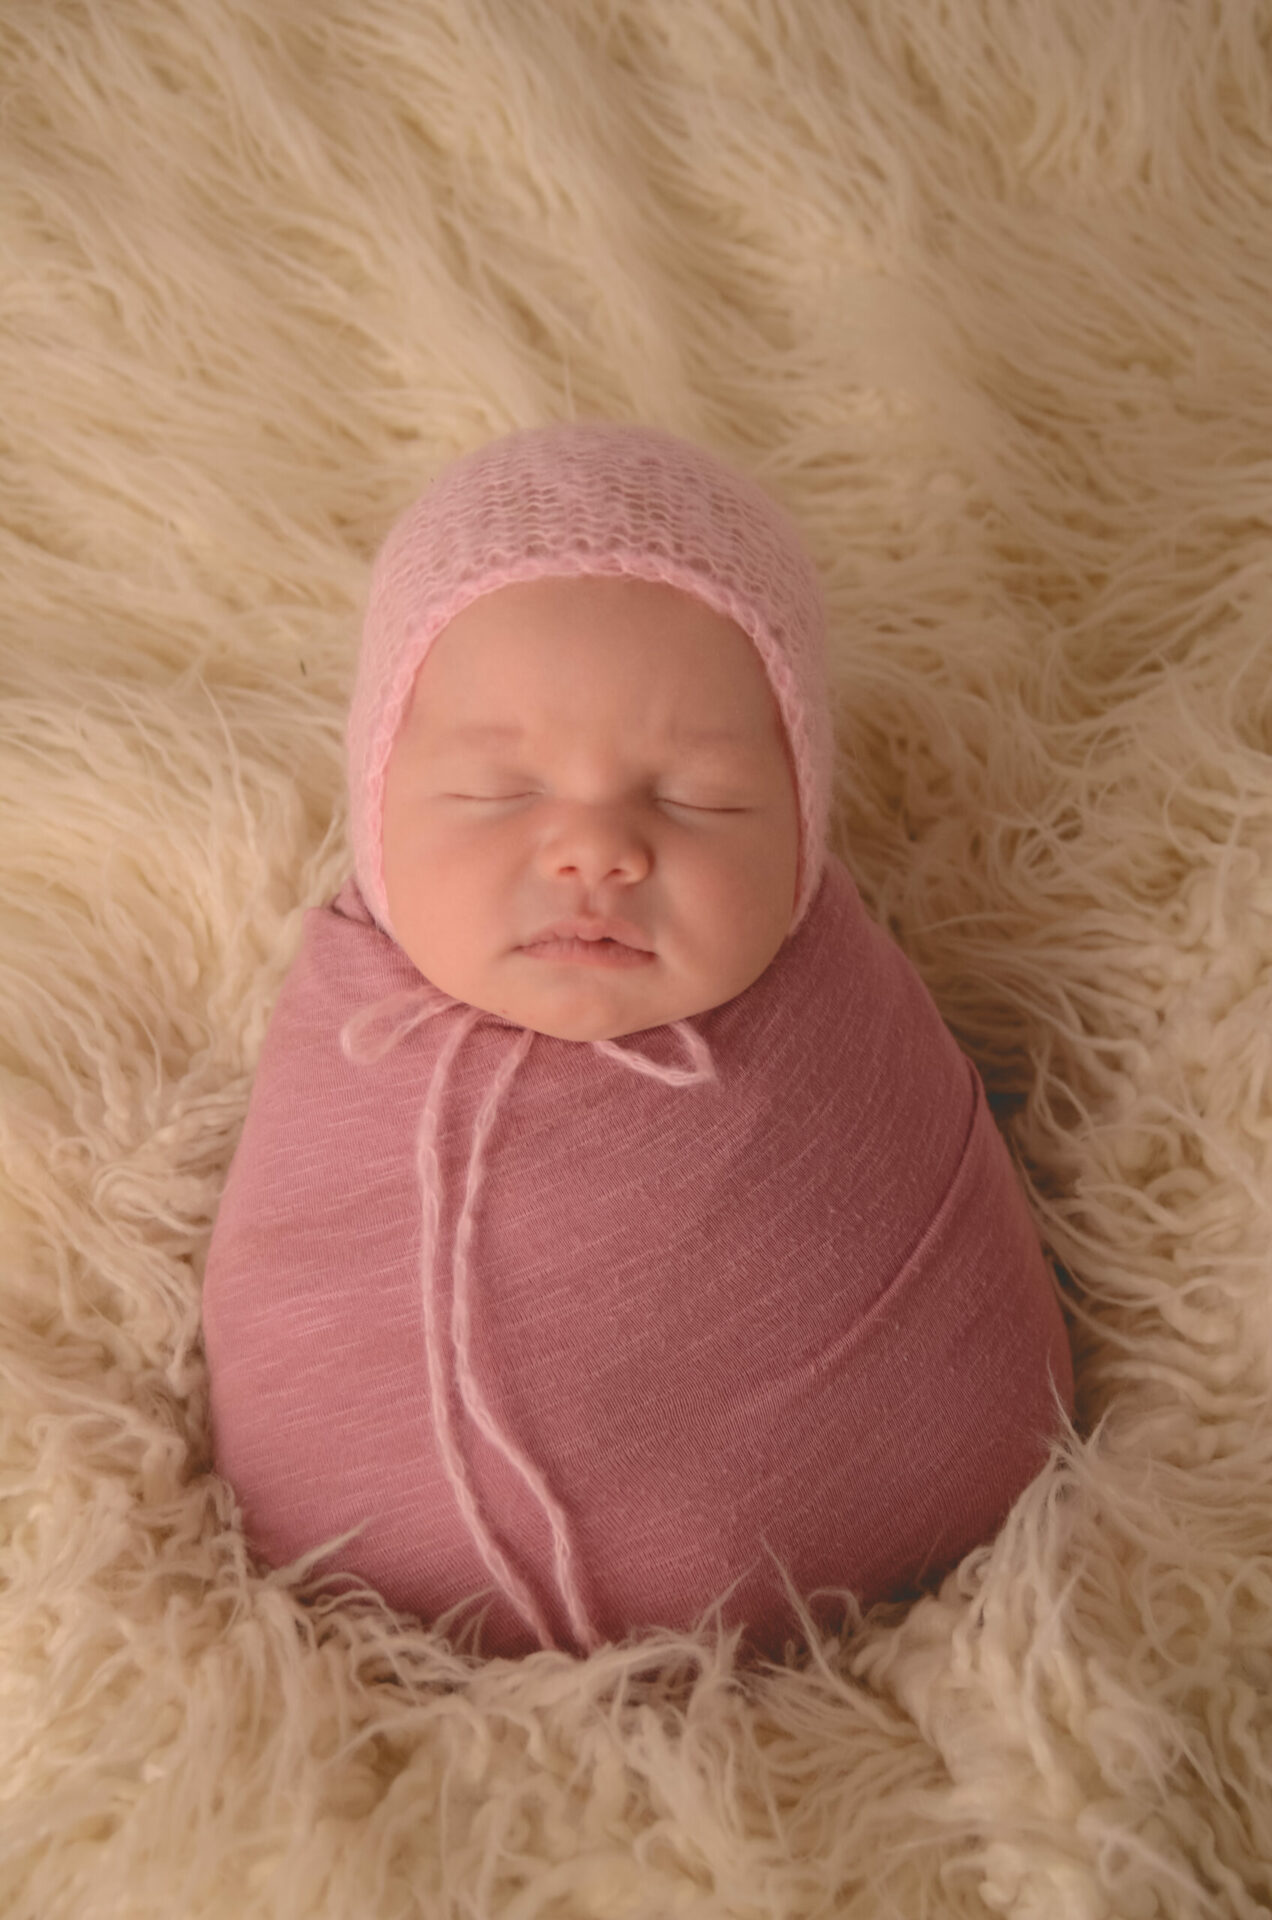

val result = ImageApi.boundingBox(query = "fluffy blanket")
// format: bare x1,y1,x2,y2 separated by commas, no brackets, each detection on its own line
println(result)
2,2,1269,1914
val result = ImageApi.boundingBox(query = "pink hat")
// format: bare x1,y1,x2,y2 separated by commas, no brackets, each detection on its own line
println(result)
346,422,835,940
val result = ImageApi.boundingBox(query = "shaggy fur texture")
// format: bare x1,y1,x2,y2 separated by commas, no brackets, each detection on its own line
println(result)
2,1,1270,1914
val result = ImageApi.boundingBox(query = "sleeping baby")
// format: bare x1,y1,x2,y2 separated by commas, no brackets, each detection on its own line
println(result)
201,421,1075,1660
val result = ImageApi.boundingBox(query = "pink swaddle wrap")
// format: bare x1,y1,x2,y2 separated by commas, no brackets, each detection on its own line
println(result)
202,423,1074,1659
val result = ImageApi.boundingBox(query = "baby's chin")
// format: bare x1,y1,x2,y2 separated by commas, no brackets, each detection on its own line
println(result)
467,958,731,1043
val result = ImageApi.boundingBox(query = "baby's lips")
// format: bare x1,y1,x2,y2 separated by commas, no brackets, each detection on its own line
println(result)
523,915,652,951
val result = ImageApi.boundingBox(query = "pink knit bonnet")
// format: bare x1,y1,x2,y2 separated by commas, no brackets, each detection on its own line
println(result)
346,421,835,946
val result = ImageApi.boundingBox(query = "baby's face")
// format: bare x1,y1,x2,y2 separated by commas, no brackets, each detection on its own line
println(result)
380,575,800,1041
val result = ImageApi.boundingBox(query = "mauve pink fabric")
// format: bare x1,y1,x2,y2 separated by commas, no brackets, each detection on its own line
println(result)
202,851,1074,1660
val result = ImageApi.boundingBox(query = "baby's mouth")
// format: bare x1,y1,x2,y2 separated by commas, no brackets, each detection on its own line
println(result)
521,935,656,967
522,918,653,953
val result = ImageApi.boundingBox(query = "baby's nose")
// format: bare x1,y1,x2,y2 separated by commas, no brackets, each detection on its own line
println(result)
542,811,654,882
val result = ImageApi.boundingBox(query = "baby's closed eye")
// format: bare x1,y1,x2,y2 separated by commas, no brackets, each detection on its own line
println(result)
443,791,749,813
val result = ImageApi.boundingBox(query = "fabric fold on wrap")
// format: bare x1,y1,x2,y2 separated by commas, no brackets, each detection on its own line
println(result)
202,855,1075,1659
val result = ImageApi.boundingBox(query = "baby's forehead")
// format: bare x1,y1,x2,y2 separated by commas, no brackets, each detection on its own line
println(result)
402,669,779,762
398,707,775,774
392,581,793,778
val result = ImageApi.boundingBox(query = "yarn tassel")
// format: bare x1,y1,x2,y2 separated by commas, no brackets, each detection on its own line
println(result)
413,1009,561,1652
342,990,719,1656
449,1024,603,1655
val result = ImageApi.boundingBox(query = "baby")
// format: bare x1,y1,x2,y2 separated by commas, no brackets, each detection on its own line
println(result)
202,422,1074,1661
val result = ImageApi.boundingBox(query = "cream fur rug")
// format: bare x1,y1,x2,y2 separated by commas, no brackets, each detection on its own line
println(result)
2,2,1270,1914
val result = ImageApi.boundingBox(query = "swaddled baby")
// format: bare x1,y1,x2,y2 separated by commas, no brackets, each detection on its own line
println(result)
202,422,1074,1660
